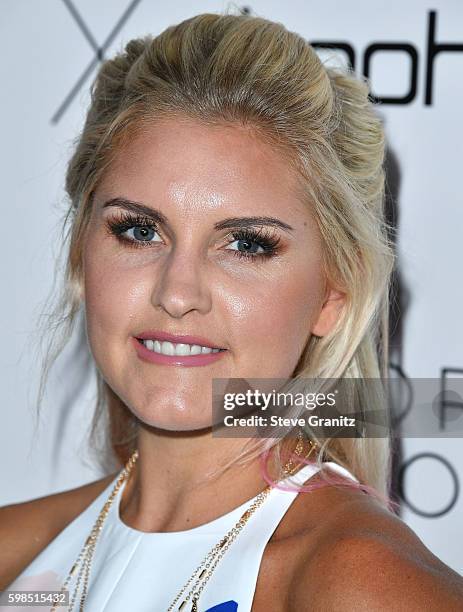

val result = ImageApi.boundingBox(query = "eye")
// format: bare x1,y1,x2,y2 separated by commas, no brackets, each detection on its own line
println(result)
124,226,161,243
105,212,162,248
227,237,265,256
224,228,281,262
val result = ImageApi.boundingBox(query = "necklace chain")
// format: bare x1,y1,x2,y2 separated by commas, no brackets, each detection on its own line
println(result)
50,432,317,612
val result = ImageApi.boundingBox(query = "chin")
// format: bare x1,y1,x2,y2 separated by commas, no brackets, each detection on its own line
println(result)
129,404,214,433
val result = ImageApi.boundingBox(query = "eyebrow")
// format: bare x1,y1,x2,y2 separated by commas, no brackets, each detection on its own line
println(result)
101,197,295,232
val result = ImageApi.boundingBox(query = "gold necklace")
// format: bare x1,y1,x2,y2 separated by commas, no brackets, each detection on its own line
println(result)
50,431,317,612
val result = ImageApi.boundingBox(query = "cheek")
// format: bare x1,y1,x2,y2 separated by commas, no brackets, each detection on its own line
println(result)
82,241,148,346
228,260,325,373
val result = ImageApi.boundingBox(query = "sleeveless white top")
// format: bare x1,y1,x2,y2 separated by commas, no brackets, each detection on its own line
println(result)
6,460,358,612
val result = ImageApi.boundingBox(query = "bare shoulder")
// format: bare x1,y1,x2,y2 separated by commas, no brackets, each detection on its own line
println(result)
0,472,117,590
287,478,463,611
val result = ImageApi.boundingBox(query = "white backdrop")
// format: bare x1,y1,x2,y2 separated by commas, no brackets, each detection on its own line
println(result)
2,0,462,574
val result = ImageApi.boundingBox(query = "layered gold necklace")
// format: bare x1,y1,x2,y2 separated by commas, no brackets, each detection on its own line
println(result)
50,431,317,612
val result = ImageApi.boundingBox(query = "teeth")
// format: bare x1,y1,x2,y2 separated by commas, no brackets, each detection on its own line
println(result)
142,339,221,356
174,343,191,356
161,341,174,356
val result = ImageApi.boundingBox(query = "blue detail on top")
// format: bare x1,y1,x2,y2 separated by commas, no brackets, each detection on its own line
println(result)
205,601,238,611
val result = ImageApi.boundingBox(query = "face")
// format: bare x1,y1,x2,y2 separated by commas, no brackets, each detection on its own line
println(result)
82,117,344,431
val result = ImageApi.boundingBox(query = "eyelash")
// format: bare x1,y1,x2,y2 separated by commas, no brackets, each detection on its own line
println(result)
104,212,281,262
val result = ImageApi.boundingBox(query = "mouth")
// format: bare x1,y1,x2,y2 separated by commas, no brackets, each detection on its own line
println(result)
133,330,228,365
132,335,227,367
135,337,226,357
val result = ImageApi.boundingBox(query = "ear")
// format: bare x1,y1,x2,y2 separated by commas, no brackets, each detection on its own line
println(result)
311,286,346,338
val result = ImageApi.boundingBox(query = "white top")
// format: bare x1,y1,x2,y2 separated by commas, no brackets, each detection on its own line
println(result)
6,460,358,612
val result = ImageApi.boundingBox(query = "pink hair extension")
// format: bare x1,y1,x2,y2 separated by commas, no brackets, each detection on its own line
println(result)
258,445,400,514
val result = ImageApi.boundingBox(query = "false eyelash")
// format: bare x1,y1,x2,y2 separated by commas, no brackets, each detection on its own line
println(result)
105,211,160,248
227,227,281,261
105,211,282,260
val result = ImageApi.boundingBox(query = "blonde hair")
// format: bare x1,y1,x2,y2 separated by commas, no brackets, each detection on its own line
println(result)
37,12,395,502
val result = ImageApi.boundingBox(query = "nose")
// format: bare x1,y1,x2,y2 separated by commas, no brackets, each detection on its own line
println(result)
150,246,212,318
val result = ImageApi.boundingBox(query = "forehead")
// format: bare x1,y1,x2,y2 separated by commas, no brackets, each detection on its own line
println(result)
96,117,309,221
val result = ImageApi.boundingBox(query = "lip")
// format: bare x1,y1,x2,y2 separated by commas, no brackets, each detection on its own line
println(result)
132,337,227,367
136,330,225,350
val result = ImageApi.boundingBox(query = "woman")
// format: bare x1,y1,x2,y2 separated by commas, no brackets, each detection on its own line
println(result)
1,11,462,612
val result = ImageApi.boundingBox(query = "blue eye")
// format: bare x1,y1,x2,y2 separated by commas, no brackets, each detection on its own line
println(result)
105,212,162,248
227,237,264,255
125,226,161,243
225,229,281,261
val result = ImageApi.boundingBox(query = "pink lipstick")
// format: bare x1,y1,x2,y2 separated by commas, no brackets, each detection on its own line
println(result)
132,333,227,367
136,330,225,349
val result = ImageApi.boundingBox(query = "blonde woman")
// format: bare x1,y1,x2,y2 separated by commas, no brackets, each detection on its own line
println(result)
2,12,462,612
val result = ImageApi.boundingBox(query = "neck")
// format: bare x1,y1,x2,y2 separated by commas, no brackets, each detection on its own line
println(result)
118,424,313,534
